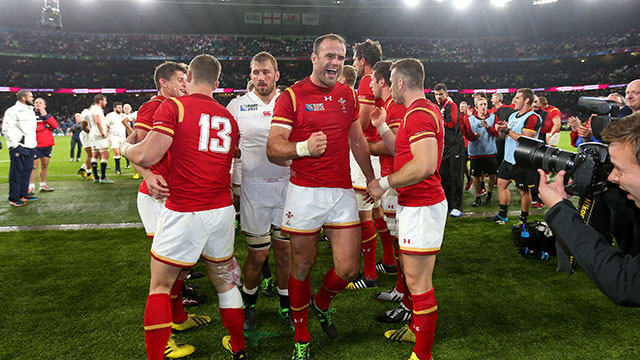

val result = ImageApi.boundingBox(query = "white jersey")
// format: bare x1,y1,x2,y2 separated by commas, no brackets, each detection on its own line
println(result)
227,91,288,182
105,111,126,138
88,104,106,136
80,108,92,131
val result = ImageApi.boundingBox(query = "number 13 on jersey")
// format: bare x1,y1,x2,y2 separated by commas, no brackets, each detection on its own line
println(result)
199,114,232,153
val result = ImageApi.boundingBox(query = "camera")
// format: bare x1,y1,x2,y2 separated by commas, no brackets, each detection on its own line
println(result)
576,97,619,141
514,137,612,198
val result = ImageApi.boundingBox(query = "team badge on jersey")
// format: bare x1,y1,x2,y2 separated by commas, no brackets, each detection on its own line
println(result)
305,103,325,112
338,98,347,113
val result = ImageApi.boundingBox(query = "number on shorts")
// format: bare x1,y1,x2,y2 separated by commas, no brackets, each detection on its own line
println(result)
198,114,232,153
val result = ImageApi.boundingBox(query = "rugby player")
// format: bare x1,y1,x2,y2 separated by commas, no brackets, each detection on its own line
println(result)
122,55,244,360
227,51,293,330
267,33,375,360
124,62,212,358
368,58,447,360
104,102,126,175
87,95,112,183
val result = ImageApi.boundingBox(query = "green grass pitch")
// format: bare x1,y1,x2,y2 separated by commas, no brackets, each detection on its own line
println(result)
0,133,638,359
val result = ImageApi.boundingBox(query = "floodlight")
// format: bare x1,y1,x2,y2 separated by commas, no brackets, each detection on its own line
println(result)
532,0,558,5
453,0,473,9
404,0,420,7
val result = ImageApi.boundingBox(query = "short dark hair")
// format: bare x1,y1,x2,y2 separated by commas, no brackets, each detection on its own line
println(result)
113,102,122,108
251,51,278,72
340,65,357,88
313,33,346,55
602,112,640,164
538,96,549,106
16,89,31,101
474,91,487,100
94,94,106,104
517,88,535,106
372,60,392,87
189,54,222,87
433,83,447,92
354,39,382,67
153,61,189,90
391,59,424,91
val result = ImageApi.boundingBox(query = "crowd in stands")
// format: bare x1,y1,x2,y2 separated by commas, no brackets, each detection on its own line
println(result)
1,53,639,93
1,24,638,61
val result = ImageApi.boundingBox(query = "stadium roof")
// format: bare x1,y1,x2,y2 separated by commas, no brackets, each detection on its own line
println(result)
1,0,638,39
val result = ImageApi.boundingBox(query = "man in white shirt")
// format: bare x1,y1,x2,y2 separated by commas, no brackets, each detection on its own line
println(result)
88,94,113,183
105,102,126,175
227,52,293,330
2,90,38,206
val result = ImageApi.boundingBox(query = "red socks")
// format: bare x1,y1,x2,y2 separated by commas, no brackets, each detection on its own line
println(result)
374,217,395,266
170,278,188,324
289,275,311,342
219,308,245,352
412,289,438,360
361,220,378,280
314,267,349,311
144,293,172,360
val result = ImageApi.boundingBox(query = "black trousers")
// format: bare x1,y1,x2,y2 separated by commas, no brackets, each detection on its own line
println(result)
439,153,464,211
8,146,35,201
70,136,82,159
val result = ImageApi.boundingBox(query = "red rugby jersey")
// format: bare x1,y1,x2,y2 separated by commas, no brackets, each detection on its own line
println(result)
134,95,169,196
379,96,405,177
541,105,561,134
394,98,446,207
151,94,239,212
357,74,385,143
272,77,359,189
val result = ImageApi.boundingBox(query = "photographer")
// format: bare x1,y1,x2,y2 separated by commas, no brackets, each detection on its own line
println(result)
538,113,640,306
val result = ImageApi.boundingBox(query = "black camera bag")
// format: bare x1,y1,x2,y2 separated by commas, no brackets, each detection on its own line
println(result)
511,221,557,255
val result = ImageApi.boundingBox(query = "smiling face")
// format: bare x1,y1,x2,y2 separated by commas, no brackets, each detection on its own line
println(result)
608,142,640,208
163,70,187,98
311,38,346,88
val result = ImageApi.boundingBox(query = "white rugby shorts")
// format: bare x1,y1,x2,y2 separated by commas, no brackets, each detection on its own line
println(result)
397,200,447,256
151,205,235,268
89,132,109,151
280,182,359,236
381,188,398,236
110,135,126,149
79,131,92,149
240,178,287,235
137,191,163,239
350,152,381,210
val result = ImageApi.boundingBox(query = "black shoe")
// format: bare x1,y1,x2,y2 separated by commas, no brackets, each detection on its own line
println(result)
485,192,492,205
184,283,197,292
182,288,207,307
310,294,337,338
185,270,203,280
472,197,481,207
244,304,256,330
375,303,411,323
375,260,397,275
345,273,379,290
260,277,274,297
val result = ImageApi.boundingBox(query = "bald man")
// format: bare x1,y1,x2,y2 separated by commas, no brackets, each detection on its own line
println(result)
625,79,640,114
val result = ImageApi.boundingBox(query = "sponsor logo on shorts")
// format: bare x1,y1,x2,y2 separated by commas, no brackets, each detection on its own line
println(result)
240,104,259,111
304,103,325,112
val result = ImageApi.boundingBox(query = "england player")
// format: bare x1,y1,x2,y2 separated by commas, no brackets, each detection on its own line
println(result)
267,33,375,360
369,58,447,360
348,39,394,290
87,95,112,183
489,88,542,225
125,62,211,359
367,60,412,324
121,103,136,170
77,107,94,180
227,51,293,330
105,102,126,175
122,55,245,360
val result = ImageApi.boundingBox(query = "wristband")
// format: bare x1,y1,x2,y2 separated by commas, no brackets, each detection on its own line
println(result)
379,176,392,191
120,141,131,158
376,123,390,136
296,140,311,157
505,128,511,136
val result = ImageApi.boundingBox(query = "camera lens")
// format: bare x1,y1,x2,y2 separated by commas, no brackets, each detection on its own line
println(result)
514,137,576,173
